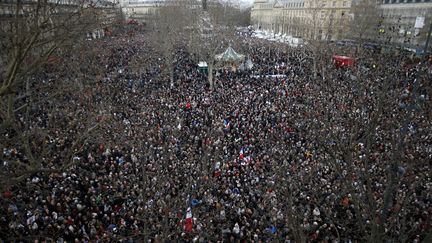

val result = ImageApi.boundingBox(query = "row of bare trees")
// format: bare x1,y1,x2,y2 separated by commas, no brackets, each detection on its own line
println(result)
148,0,245,90
265,0,426,80
0,0,245,196
0,0,121,191
256,1,432,242
146,1,431,241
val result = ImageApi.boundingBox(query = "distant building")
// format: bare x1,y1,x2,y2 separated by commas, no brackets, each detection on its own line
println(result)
0,0,119,39
251,0,432,49
378,0,432,50
304,0,352,40
119,0,163,22
251,0,275,31
251,0,352,40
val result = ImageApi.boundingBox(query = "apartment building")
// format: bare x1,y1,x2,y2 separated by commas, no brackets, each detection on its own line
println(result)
378,0,432,50
251,0,432,49
251,0,352,40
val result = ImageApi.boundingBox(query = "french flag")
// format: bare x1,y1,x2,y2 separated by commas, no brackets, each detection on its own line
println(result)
241,156,251,166
239,147,245,160
184,207,193,233
223,119,230,129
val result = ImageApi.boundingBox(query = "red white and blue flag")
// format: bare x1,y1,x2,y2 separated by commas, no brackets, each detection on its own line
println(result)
223,119,230,129
239,147,245,160
184,207,193,232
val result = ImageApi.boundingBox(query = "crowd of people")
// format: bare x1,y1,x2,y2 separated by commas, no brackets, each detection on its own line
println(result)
1,31,431,242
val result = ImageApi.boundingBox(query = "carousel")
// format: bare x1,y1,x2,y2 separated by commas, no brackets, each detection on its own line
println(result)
214,46,247,71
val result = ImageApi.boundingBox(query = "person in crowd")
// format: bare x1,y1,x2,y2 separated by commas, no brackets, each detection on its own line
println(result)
1,32,430,242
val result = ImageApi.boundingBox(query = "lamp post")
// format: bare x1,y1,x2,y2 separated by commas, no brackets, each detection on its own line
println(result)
424,20,432,54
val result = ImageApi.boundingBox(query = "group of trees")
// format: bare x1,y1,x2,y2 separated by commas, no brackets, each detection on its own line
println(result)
0,0,121,191
257,0,431,80
0,0,248,190
0,0,249,191
290,0,425,80
148,0,247,89
244,3,431,242
1,0,431,241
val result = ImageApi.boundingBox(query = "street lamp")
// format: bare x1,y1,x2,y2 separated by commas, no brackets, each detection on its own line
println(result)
424,20,432,54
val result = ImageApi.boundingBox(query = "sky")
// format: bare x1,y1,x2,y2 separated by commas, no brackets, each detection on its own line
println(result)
239,0,254,4
226,0,254,8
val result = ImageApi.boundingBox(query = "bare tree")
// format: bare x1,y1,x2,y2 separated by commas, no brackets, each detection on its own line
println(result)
187,0,236,90
348,0,382,55
302,0,333,80
149,0,197,87
302,38,432,242
0,0,119,191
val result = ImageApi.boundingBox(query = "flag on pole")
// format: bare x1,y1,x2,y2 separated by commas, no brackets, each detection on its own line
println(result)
184,207,193,232
239,147,245,160
223,119,230,129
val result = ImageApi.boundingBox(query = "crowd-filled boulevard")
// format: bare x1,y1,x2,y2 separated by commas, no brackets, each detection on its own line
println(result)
1,30,431,242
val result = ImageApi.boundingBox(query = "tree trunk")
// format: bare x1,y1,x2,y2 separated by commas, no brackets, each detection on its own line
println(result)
166,56,174,88
312,55,317,80
321,66,326,80
202,0,207,11
208,62,214,90
170,65,174,88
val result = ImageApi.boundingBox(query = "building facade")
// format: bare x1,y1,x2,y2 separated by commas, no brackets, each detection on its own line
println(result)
251,0,276,31
0,0,118,39
251,0,432,49
304,0,352,40
251,0,352,40
378,0,432,51
119,0,163,22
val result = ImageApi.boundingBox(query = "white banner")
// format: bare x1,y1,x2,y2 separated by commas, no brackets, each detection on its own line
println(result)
414,17,425,29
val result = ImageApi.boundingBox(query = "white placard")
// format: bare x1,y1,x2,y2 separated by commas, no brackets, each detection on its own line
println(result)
414,17,425,29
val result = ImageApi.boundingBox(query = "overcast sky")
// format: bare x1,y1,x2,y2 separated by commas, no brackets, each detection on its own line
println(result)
231,0,254,8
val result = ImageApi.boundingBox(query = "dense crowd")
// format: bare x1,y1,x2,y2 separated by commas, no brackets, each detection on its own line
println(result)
1,33,431,242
